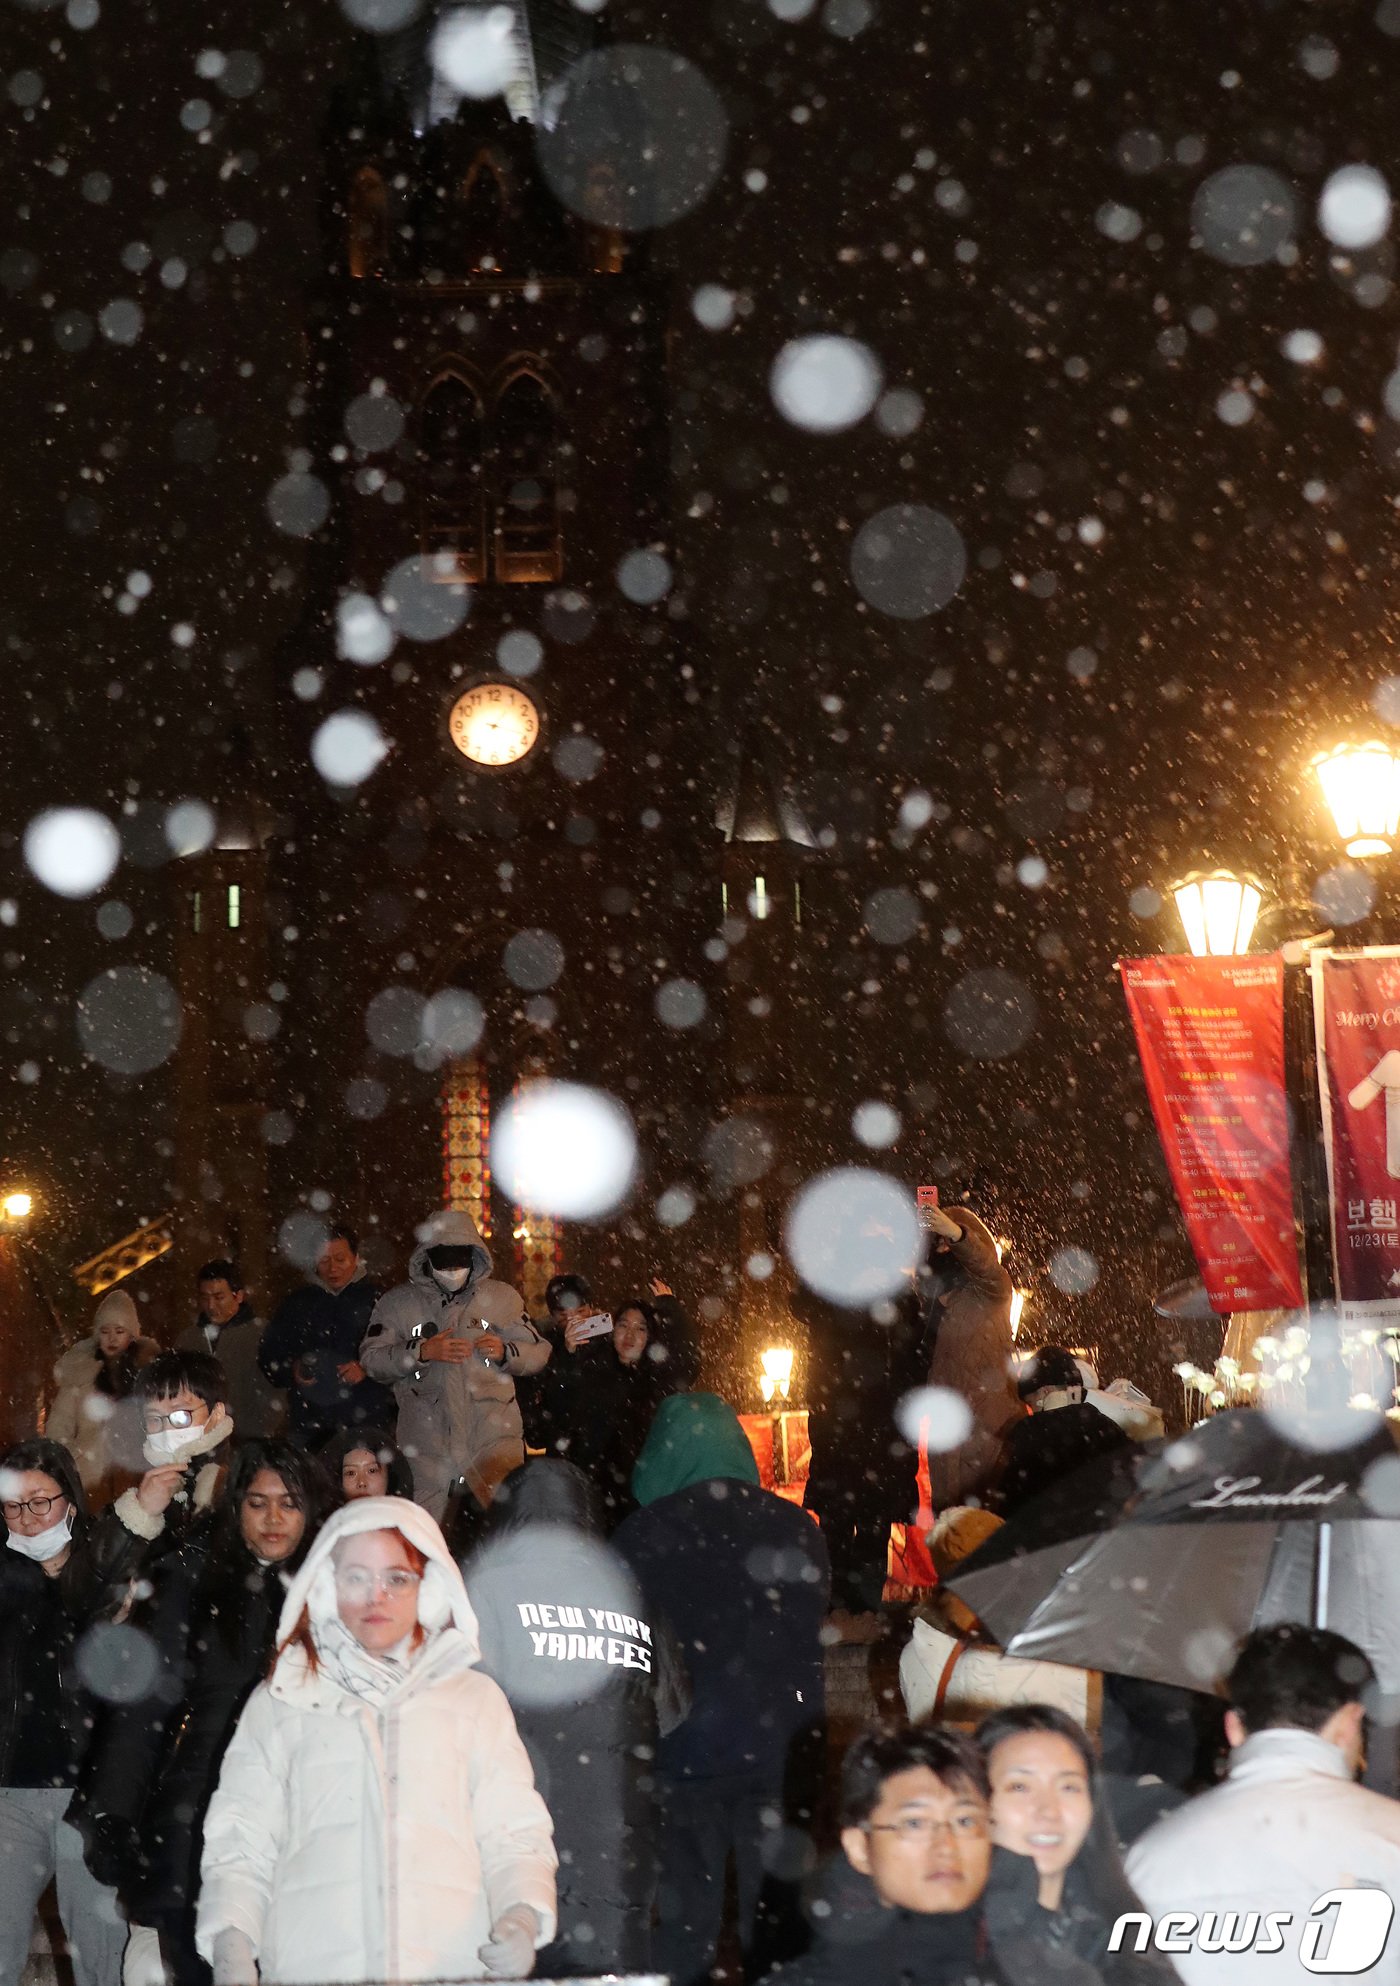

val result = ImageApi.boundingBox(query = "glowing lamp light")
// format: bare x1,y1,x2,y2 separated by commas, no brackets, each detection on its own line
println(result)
1,1193,32,1224
1169,869,1263,957
1009,1289,1028,1341
1312,742,1400,858
759,1346,794,1403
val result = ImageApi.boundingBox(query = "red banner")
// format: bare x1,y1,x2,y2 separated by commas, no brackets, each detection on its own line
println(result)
1314,950,1400,1323
1121,956,1302,1314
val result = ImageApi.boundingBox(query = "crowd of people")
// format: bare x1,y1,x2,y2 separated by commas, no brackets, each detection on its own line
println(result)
2,1203,1399,1984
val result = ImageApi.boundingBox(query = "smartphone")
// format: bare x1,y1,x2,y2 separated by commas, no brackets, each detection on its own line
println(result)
916,1185,941,1231
572,1312,615,1341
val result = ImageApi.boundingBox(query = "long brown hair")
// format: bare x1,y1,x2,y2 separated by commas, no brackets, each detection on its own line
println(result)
274,1530,430,1676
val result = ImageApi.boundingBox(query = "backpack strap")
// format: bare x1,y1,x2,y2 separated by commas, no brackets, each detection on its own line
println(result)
933,1636,971,1718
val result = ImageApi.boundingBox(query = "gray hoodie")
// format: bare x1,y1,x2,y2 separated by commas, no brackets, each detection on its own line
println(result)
361,1209,549,1516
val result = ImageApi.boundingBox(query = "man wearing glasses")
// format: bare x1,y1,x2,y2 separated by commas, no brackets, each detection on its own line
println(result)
104,1350,235,1551
772,1728,1000,1986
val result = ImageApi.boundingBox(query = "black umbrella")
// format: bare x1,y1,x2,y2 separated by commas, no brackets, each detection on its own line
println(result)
949,1408,1400,1693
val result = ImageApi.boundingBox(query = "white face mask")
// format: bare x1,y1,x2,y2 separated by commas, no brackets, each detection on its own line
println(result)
8,1508,74,1562
434,1267,470,1293
145,1426,200,1464
141,1405,230,1469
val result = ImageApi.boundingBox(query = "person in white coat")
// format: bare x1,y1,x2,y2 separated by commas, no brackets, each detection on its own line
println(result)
47,1291,159,1506
195,1497,557,1985
899,1507,1098,1731
1127,1624,1400,1986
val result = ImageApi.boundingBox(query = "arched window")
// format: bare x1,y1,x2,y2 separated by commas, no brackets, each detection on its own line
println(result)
419,373,486,582
347,165,388,280
459,151,512,276
492,370,563,583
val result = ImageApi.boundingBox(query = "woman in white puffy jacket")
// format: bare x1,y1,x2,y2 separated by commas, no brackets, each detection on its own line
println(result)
195,1497,557,1985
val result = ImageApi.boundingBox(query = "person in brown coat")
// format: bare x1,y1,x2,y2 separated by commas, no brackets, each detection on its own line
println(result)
920,1206,1020,1511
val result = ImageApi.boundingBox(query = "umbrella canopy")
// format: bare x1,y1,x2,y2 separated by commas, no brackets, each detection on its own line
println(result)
949,1408,1400,1694
1151,1277,1217,1321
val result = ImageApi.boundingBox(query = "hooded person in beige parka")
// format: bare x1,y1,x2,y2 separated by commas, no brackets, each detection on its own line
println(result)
360,1210,550,1521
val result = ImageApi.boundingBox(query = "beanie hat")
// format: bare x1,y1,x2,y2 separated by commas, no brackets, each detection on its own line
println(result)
93,1288,139,1336
1015,1344,1086,1400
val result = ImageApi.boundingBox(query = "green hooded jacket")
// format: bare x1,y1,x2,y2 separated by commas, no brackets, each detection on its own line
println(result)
631,1392,761,1506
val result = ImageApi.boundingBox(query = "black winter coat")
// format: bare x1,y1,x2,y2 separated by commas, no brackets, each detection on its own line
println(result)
614,1477,829,1789
469,1460,689,1973
0,1457,147,1790
75,1518,302,1921
981,1845,1176,1986
776,1887,1001,1986
134,1543,295,1926
538,1353,678,1511
520,1294,700,1490
800,1286,923,1531
73,1516,219,1898
991,1405,1132,1519
258,1273,389,1442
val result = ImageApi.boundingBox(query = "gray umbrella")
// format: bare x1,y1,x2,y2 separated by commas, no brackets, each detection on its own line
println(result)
949,1408,1400,1693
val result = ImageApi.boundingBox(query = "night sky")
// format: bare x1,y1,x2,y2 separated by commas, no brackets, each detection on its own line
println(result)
4,0,1400,1402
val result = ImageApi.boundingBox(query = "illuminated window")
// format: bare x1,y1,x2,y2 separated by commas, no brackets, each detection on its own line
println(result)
509,1062,562,1310
347,165,388,279
442,1056,491,1243
227,884,241,930
753,875,769,920
192,890,202,934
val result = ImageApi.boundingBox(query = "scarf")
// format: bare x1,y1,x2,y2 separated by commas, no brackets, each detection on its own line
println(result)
313,1617,423,1702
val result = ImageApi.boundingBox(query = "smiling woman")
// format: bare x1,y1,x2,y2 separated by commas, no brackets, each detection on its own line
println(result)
977,1705,1173,1986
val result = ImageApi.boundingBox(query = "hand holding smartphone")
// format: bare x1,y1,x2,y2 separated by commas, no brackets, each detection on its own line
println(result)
566,1311,614,1351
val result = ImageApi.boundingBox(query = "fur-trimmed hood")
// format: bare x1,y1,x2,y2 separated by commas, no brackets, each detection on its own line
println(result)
52,1333,160,1387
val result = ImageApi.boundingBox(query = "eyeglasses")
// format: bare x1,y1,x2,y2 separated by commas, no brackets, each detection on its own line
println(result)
865,1814,989,1843
2,1495,67,1521
144,1407,201,1431
334,1568,422,1599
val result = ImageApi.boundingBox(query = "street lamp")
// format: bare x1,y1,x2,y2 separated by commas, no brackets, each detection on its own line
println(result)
1312,742,1400,858
758,1346,794,1403
1169,870,1264,957
0,1192,32,1230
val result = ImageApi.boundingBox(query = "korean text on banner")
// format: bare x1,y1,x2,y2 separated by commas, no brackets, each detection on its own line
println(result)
1313,949,1400,1325
1121,956,1302,1314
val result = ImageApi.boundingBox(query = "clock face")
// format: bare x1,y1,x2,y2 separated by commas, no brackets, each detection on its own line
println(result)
448,682,540,767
